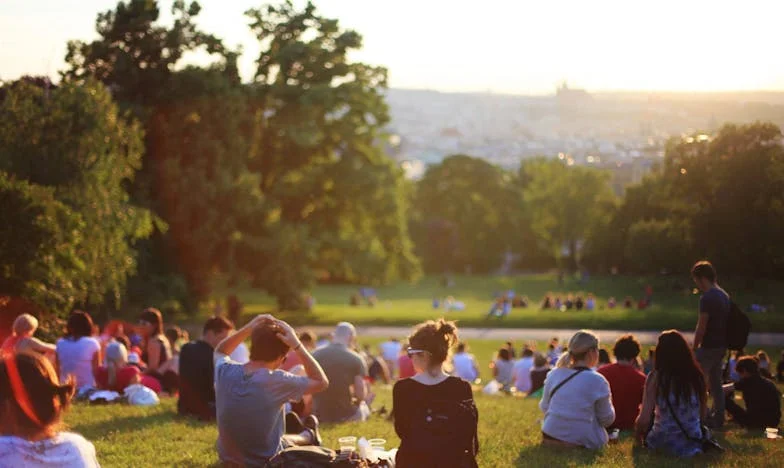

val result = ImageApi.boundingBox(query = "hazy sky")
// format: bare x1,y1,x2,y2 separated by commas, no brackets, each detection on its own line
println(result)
2,0,783,95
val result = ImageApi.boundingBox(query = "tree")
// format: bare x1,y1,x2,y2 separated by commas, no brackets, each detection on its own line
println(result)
624,219,692,274
520,158,616,270
0,79,153,310
239,1,421,308
412,155,523,273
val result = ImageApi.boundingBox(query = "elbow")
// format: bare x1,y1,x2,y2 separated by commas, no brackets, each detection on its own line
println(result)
316,377,330,393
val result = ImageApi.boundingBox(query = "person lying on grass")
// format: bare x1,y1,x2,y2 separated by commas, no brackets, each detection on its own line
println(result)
0,352,99,467
213,314,329,467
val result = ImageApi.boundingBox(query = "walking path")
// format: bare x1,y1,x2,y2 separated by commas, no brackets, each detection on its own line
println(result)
306,325,783,347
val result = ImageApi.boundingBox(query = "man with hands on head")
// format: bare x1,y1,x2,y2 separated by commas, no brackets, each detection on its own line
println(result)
213,314,329,467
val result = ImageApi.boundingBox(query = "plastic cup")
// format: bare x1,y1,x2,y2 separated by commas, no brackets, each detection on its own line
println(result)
368,438,386,452
765,428,779,439
338,436,357,452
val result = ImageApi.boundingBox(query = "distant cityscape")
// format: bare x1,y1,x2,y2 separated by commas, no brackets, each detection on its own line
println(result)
385,85,784,192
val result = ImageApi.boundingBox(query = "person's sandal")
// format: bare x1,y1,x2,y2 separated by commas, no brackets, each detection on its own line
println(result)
303,415,322,446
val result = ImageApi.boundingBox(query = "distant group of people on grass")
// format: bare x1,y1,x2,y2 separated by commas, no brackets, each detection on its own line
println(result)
1,261,783,466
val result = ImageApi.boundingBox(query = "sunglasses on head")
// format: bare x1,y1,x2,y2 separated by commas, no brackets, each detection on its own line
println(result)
406,347,426,358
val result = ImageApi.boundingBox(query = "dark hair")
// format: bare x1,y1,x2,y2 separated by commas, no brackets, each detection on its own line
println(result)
736,356,759,375
139,308,164,335
65,311,94,340
648,348,656,358
598,349,611,365
456,342,467,353
249,319,290,362
498,348,511,361
299,330,316,344
0,353,75,438
165,326,182,347
522,348,534,358
203,316,233,335
654,330,707,406
408,318,458,365
533,353,547,367
691,261,716,282
115,335,130,350
613,334,641,361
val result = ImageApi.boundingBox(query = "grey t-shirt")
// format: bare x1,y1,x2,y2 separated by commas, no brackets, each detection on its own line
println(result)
214,353,309,465
700,286,730,349
312,343,368,423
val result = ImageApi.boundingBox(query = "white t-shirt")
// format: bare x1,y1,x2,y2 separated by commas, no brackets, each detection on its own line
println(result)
0,432,99,468
452,352,478,381
230,342,250,364
379,341,402,362
56,337,101,389
512,356,535,392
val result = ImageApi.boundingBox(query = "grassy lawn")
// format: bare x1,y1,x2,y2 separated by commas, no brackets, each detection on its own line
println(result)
204,274,784,332
66,387,784,467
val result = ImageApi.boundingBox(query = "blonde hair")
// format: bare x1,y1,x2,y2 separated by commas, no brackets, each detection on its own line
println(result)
12,314,38,336
555,330,599,368
105,342,128,388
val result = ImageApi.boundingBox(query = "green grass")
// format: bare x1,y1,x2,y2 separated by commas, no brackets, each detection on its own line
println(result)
66,387,784,467
204,274,784,332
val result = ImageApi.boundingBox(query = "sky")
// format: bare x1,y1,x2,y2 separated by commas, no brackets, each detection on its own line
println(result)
2,0,784,95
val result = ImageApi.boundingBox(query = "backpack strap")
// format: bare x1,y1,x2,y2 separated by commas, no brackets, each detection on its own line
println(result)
548,368,588,400
663,396,701,443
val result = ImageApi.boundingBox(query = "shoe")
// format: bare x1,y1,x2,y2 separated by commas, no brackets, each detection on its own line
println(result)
303,415,322,446
285,412,305,434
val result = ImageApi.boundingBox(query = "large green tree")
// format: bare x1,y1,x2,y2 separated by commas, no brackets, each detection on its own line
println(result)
412,155,523,273
0,79,153,310
520,158,616,270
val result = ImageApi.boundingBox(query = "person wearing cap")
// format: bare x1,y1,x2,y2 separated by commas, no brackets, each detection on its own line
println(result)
312,322,372,423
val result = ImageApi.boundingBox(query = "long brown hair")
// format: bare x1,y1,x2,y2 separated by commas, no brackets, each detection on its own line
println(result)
0,352,75,439
654,330,707,406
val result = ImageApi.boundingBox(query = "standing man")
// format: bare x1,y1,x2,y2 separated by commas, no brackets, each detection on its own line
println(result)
312,322,372,423
691,261,730,428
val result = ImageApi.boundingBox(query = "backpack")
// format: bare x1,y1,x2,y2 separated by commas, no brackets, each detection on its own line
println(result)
405,396,479,467
726,301,751,351
265,446,369,468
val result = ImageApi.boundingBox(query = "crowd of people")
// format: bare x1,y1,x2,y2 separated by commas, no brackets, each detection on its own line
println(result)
0,261,782,466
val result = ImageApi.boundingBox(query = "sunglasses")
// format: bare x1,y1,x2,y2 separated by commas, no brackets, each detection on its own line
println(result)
406,347,427,358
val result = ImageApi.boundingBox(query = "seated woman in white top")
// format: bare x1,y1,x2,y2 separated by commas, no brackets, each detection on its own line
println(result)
0,352,99,467
56,311,101,389
452,342,479,382
539,330,615,449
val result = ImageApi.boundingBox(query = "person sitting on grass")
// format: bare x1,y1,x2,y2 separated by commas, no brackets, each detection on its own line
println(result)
722,356,781,429
635,330,707,457
756,351,774,380
528,353,551,397
0,352,99,467
540,330,615,449
598,349,612,367
178,316,234,421
398,341,417,379
214,315,328,466
492,347,515,392
136,308,171,387
312,322,373,423
95,341,141,393
1,314,56,357
56,311,101,390
598,335,646,431
452,342,479,383
777,350,784,383
393,319,478,468
513,346,535,393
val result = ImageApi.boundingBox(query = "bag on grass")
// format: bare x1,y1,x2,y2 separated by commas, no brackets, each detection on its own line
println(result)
265,446,336,468
125,384,159,406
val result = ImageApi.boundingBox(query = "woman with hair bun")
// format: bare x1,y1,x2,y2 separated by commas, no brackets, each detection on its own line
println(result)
539,330,615,449
393,319,479,468
0,352,99,467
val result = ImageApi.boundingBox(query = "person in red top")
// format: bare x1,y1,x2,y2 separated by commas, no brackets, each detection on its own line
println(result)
95,341,141,392
397,343,416,379
281,331,316,372
597,334,646,430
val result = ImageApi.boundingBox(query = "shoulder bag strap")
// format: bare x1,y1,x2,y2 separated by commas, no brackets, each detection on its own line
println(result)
548,368,587,400
663,396,701,443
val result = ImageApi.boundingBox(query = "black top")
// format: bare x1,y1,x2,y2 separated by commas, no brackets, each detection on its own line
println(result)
177,340,216,420
735,374,782,427
393,376,477,468
776,360,784,382
699,286,730,349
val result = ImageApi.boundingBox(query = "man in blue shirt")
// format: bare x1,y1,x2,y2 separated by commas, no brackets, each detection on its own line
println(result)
691,260,730,428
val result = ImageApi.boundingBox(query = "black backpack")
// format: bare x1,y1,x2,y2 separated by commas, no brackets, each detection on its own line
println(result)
726,300,751,351
265,446,336,468
405,397,479,468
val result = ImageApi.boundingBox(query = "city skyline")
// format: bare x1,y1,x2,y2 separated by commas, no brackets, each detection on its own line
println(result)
2,0,784,94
